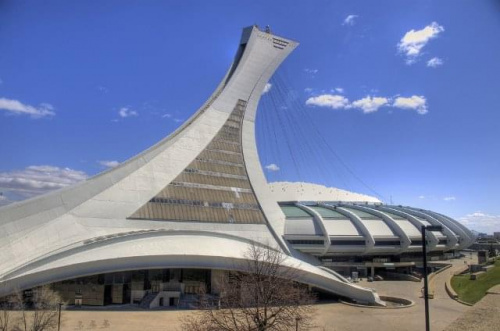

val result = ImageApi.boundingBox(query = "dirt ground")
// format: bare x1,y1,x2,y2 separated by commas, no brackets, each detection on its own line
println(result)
16,255,488,331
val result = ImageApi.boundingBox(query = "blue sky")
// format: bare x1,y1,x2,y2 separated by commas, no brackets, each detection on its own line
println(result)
1,0,499,233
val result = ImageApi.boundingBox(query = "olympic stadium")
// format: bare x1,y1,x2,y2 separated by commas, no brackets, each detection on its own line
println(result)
0,26,474,308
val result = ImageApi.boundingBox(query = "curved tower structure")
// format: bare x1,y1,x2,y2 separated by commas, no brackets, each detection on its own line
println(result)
0,26,383,305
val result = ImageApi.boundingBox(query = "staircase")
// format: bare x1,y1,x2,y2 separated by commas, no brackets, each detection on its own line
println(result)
139,292,158,309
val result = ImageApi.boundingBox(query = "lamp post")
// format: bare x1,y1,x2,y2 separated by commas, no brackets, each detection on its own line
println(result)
57,302,63,331
421,225,443,331
295,316,301,331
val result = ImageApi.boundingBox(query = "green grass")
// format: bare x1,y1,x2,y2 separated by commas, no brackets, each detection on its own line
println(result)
451,259,500,304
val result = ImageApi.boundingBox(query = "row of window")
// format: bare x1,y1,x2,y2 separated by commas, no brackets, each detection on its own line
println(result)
330,240,366,246
133,201,266,224
223,121,241,130
149,197,260,211
155,185,259,205
184,168,247,180
170,181,252,193
196,157,244,168
287,240,324,245
200,149,243,164
216,131,241,143
205,148,242,156
374,241,401,246
176,172,250,189
190,159,246,176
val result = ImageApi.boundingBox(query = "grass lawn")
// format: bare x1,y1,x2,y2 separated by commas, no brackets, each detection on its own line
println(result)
451,259,500,304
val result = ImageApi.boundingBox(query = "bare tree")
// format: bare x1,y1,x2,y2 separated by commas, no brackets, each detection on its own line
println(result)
0,302,11,331
14,285,63,331
183,244,316,331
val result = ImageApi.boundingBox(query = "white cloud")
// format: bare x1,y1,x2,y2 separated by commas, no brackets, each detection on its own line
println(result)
418,195,426,199
343,15,358,26
392,95,428,115
427,57,444,68
304,68,318,74
334,87,344,94
265,164,280,172
304,87,313,93
97,86,108,93
306,94,350,109
174,118,183,123
118,107,138,118
458,211,500,234
398,22,444,64
443,196,456,201
0,98,55,118
98,160,120,168
262,83,272,94
350,96,390,113
0,165,87,199
162,113,172,118
307,93,429,115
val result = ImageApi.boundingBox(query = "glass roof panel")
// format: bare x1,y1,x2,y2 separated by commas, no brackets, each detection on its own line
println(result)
309,206,347,219
280,205,311,218
341,207,381,219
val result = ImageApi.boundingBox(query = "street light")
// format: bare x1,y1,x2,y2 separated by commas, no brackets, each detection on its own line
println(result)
295,316,301,331
57,302,63,331
421,225,443,331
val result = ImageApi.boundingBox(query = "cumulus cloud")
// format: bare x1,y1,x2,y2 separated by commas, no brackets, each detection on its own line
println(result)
427,57,444,68
0,165,87,199
98,160,120,168
306,94,350,109
334,87,344,94
265,164,280,172
458,211,500,234
398,22,444,64
350,96,390,114
307,93,429,115
443,196,456,201
262,83,272,94
343,15,358,26
0,98,55,118
304,68,318,74
97,86,109,93
118,107,138,118
392,95,428,115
